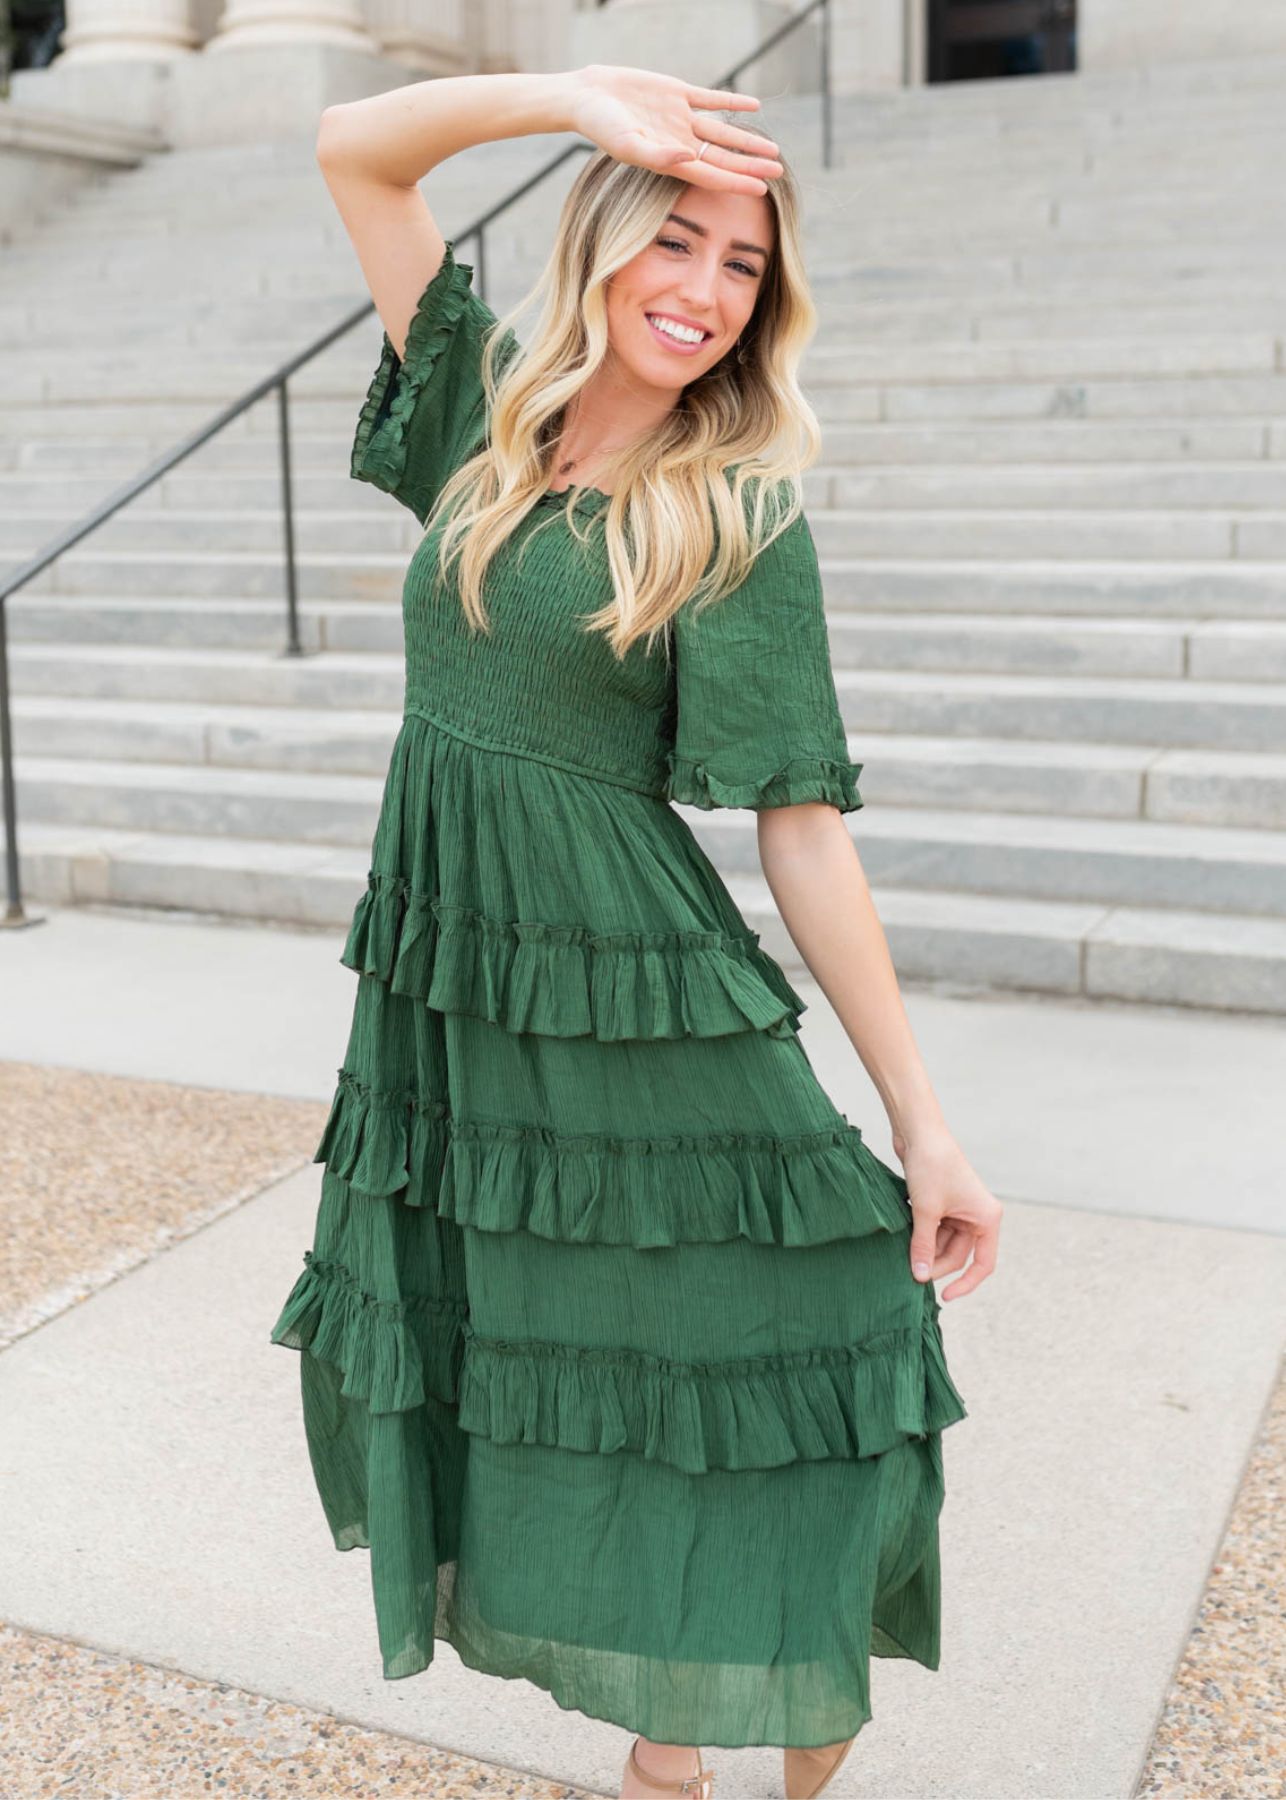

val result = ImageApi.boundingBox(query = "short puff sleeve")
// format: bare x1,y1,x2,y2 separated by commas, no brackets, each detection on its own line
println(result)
665,510,863,813
350,238,520,526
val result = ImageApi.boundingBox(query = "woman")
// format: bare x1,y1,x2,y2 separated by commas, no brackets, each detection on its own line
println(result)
269,61,1003,1800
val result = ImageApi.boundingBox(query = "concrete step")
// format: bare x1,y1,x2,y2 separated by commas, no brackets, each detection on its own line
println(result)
8,548,406,602
10,695,401,776
6,642,405,706
825,614,1286,681
3,596,401,652
823,419,1283,463
820,560,1286,619
1,293,378,352
14,818,1286,1016
812,211,1286,255
0,506,420,558
16,822,370,930
811,509,1246,560
824,463,1286,509
14,752,385,846
694,802,1286,916
730,875,1286,1016
804,336,1283,384
851,734,1286,831
833,668,1286,752
812,376,1286,426
831,93,1286,147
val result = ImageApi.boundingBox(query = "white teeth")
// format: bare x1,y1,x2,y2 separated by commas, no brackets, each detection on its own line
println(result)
648,314,707,344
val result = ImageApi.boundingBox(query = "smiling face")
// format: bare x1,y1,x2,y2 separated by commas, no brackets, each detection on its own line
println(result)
603,183,776,392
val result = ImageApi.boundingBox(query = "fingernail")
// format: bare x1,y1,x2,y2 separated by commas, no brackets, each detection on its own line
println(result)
913,1261,929,1278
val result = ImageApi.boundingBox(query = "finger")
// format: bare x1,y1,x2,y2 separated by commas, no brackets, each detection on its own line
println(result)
909,1216,942,1282
691,114,780,157
931,1226,972,1280
687,86,762,110
671,149,774,196
675,135,783,191
941,1226,999,1301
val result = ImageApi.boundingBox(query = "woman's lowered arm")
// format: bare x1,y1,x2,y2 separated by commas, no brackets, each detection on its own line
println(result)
756,803,1004,1302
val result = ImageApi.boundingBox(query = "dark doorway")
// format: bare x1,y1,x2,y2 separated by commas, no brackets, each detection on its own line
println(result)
4,0,65,71
927,0,1076,82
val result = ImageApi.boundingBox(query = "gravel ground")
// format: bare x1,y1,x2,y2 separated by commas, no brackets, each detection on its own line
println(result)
1,1057,1281,1800
0,1622,599,1800
0,1061,328,1350
1134,1346,1286,1800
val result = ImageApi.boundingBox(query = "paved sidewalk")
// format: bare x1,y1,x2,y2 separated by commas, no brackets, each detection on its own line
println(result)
1,900,1284,1799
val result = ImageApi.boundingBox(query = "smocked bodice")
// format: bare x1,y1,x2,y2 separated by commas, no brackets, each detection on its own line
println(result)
401,499,678,799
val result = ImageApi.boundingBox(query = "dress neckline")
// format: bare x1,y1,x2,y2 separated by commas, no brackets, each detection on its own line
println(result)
538,482,613,507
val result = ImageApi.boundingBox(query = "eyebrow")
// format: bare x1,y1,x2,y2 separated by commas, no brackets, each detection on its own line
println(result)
665,212,772,260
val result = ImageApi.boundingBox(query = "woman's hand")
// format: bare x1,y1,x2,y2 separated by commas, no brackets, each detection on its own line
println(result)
896,1126,1004,1302
566,64,784,195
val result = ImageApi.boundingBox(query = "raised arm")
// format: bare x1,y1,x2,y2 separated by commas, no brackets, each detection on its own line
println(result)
315,72,579,364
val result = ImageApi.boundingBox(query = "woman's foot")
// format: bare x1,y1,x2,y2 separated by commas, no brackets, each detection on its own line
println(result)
620,1735,711,1798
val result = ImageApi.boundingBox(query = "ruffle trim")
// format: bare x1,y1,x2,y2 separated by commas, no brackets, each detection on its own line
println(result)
665,752,864,815
350,238,474,500
270,1252,968,1471
314,1067,913,1249
270,1251,466,1415
458,1301,966,1473
341,870,807,1041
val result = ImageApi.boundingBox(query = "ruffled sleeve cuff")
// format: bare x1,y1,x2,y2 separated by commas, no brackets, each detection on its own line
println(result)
665,752,864,814
349,240,484,513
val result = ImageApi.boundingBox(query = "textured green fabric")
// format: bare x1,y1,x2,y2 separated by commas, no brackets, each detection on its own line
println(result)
270,239,968,1750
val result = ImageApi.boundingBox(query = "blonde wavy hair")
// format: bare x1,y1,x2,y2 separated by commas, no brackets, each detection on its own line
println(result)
422,123,823,659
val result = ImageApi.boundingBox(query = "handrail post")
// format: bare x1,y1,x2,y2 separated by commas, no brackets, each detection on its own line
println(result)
277,375,304,657
0,597,30,924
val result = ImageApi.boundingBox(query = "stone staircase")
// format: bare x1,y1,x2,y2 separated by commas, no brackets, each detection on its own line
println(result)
5,53,1286,1012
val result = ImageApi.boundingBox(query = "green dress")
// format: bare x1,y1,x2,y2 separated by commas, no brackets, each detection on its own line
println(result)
269,238,967,1751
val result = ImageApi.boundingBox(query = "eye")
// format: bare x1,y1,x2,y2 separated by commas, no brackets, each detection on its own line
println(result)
657,236,759,278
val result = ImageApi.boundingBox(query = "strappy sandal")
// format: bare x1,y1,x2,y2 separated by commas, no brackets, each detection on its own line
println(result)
783,1734,857,1799
624,1736,716,1798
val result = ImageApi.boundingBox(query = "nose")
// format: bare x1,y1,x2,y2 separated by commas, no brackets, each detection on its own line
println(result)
674,250,721,312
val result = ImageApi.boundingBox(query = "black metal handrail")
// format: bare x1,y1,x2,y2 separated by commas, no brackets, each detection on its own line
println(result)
0,0,832,925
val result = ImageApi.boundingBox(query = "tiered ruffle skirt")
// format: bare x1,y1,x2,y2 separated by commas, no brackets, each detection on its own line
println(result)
269,703,968,1749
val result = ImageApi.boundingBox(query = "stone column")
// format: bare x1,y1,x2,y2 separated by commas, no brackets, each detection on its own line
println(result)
203,0,382,53
362,0,468,73
55,0,200,61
